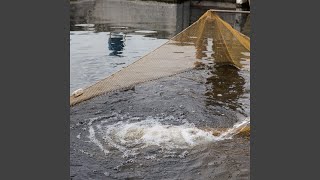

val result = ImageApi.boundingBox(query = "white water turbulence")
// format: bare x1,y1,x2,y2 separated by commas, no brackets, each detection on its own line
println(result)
218,117,250,140
86,115,250,158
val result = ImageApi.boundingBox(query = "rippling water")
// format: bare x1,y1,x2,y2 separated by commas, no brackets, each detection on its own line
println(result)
70,31,167,93
86,114,249,158
70,0,250,93
70,1,250,179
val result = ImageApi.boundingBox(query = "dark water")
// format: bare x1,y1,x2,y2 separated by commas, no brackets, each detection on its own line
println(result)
70,68,250,179
70,1,250,179
70,0,250,93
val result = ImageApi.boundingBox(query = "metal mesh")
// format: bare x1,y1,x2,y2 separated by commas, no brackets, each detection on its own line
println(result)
70,10,250,106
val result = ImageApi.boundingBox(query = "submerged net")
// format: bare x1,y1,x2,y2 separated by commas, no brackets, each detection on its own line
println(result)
70,10,250,106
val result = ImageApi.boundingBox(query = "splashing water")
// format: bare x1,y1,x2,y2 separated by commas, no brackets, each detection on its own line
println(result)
86,115,250,157
218,117,250,139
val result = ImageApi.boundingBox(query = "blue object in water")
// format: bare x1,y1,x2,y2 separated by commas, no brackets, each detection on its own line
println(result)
108,33,125,56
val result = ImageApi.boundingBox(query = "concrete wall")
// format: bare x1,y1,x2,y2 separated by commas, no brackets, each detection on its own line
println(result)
91,0,191,37
70,0,249,37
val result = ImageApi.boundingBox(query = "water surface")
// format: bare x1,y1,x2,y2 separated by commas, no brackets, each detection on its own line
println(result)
70,0,250,93
70,1,250,179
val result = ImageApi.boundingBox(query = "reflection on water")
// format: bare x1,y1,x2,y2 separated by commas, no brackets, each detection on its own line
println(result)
70,0,191,38
205,66,245,111
108,32,125,56
70,31,168,93
168,10,250,116
70,0,193,92
70,2,251,178
70,0,250,37
172,11,250,69
70,0,250,96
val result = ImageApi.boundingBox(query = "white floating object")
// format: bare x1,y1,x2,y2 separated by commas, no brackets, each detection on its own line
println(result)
72,88,84,97
74,24,95,27
110,26,128,29
134,30,158,34
217,94,222,97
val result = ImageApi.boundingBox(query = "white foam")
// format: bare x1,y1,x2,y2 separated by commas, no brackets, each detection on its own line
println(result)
86,115,250,156
88,126,109,155
102,118,219,151
218,117,250,140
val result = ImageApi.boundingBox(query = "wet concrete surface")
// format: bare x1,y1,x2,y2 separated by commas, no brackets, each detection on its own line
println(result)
70,63,250,179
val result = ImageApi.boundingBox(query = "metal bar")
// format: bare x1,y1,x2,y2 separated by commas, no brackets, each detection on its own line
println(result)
209,9,250,14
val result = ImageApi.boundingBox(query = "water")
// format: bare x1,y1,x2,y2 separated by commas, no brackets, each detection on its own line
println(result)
70,0,191,93
70,31,167,93
70,0,250,93
71,109,250,179
86,114,249,158
70,0,250,179
70,69,251,179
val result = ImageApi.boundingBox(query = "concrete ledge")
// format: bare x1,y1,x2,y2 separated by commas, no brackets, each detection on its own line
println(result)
191,1,236,10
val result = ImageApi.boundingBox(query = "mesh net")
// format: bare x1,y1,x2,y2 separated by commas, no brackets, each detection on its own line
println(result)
70,10,250,106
